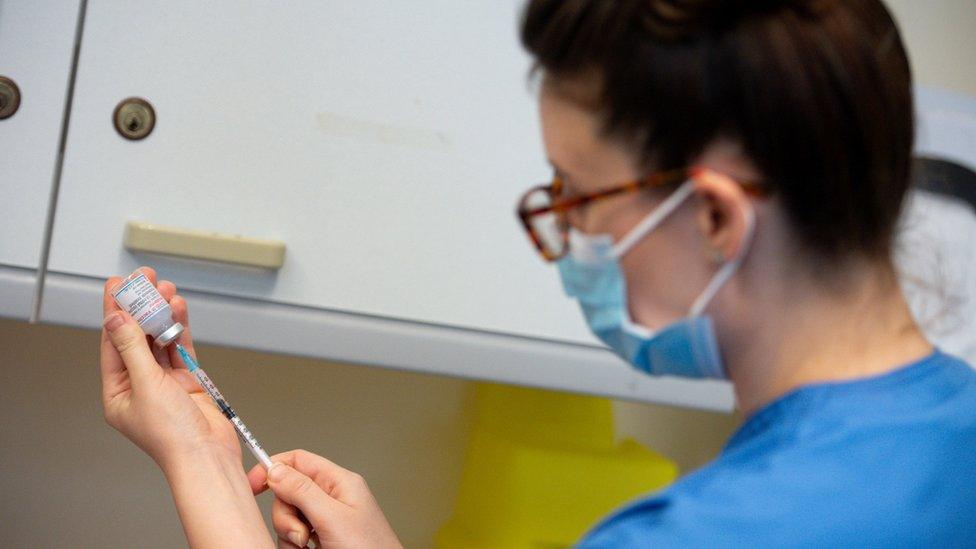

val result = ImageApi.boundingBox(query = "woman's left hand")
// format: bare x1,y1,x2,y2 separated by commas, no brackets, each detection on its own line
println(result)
247,449,403,549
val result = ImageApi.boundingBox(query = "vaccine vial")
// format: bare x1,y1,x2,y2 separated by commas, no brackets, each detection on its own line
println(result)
110,270,184,347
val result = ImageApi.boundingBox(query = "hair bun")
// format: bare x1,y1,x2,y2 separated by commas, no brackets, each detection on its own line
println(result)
641,0,822,40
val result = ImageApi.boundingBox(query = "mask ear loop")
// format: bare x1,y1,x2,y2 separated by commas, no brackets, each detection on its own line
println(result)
611,180,697,259
689,201,757,316
608,179,696,339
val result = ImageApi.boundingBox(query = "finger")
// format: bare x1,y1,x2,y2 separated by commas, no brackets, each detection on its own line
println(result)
156,280,180,367
138,266,158,286
249,449,359,498
101,269,163,389
255,450,351,507
266,463,345,527
153,339,172,368
103,277,123,317
102,266,157,316
272,450,361,499
276,537,303,549
248,462,271,495
102,309,164,389
100,328,130,404
158,279,176,301
154,280,177,368
170,368,203,394
289,449,373,507
100,279,127,394
272,497,311,548
167,295,198,370
170,294,191,330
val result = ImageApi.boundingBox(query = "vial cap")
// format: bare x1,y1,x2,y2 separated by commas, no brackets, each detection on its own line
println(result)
155,322,185,348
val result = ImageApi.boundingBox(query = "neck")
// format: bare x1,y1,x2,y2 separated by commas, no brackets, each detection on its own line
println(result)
723,258,933,417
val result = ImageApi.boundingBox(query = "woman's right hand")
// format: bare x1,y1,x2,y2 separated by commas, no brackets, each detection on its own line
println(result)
247,450,402,549
102,267,275,547
100,267,241,470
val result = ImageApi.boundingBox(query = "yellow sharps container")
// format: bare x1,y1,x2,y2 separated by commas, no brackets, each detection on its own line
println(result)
437,383,678,548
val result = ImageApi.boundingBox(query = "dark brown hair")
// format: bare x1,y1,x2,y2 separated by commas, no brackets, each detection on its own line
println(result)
521,0,914,261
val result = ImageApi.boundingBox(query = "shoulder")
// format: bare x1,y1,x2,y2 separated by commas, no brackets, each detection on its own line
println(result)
579,448,976,547
578,353,976,547
576,461,835,548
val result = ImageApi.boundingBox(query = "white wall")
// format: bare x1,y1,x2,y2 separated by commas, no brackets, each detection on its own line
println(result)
885,0,976,97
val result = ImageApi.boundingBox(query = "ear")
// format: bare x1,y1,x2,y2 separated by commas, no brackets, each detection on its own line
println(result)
692,168,753,263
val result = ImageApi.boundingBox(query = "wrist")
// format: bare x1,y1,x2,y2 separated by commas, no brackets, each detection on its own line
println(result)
161,442,273,548
159,441,241,481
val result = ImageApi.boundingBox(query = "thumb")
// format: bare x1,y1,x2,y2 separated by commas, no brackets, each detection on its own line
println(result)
267,463,345,526
102,310,164,387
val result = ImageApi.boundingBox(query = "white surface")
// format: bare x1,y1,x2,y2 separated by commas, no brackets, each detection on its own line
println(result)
0,265,36,320
47,0,596,346
885,0,976,98
34,268,736,411
898,191,976,365
915,87,976,171
903,86,976,365
0,0,81,306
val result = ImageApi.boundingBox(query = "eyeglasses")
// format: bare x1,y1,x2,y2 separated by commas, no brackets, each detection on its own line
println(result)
516,167,764,262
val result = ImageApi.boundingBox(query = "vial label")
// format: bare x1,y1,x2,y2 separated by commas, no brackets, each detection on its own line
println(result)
112,273,167,326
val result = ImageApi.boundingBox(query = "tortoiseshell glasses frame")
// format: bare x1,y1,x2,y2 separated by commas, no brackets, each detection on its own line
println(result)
516,167,764,262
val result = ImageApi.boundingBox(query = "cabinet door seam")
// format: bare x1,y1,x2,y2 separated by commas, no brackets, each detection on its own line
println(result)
30,0,89,322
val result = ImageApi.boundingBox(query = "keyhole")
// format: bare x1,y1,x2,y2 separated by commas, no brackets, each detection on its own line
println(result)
0,93,8,110
125,113,142,133
113,98,154,139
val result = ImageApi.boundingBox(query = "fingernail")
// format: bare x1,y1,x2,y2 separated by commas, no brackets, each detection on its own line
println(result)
103,312,124,332
287,531,306,547
268,462,286,482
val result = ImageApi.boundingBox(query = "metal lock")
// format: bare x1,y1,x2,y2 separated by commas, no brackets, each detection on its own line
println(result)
113,97,156,140
0,76,21,120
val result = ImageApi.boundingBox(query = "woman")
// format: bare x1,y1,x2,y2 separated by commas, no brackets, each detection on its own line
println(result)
99,0,976,546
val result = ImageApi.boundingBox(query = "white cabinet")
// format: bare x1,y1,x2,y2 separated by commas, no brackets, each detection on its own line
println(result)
0,0,82,318
19,1,976,408
47,0,585,343
31,2,976,409
38,1,736,410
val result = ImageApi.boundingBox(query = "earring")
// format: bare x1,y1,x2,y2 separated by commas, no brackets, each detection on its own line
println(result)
709,248,725,264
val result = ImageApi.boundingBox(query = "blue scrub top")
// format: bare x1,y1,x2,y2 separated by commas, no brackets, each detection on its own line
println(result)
579,350,976,547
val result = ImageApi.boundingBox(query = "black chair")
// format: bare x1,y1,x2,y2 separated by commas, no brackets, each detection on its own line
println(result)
913,156,976,213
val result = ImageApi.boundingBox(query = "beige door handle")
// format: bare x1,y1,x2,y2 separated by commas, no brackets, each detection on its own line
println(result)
123,221,286,269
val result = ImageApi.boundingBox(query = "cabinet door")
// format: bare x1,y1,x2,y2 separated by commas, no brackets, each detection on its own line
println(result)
0,0,81,318
47,0,592,344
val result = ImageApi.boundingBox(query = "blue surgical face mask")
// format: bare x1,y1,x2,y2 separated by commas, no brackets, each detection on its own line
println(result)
557,179,756,379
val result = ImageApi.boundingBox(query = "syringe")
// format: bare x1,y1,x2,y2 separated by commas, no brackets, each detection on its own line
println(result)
175,343,273,469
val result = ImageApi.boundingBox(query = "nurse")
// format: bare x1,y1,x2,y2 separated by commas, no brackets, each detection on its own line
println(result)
98,0,976,547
